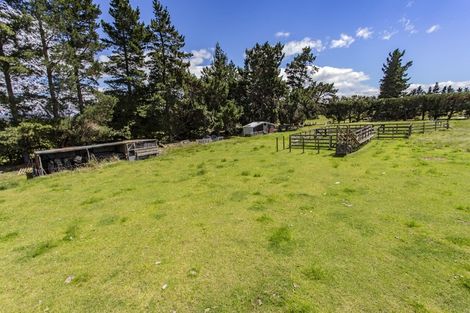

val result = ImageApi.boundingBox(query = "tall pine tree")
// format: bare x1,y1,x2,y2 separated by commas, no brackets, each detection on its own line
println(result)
200,43,241,134
101,0,147,96
281,47,316,124
144,0,190,140
57,0,102,113
101,0,148,130
0,0,32,125
28,0,64,121
379,49,412,98
242,42,285,123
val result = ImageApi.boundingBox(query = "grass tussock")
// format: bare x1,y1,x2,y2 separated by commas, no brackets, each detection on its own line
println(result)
26,241,57,258
63,223,79,242
256,214,273,223
269,226,292,252
0,180,19,191
0,231,19,242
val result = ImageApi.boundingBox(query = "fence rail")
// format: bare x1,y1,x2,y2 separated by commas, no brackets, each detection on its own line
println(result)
276,120,449,153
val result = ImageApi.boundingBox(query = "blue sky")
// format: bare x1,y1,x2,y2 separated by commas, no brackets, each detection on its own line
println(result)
96,0,470,95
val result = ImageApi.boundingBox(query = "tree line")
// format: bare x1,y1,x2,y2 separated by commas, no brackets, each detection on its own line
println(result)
1,0,469,164
1,0,337,163
325,49,470,123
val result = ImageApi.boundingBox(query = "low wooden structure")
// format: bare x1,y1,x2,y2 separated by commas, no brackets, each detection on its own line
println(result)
32,139,158,176
277,120,450,154
336,125,375,156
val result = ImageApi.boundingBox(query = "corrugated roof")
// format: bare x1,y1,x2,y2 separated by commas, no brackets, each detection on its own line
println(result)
34,139,156,155
243,121,275,128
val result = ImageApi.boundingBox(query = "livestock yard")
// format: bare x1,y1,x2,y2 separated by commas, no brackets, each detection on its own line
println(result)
0,120,470,312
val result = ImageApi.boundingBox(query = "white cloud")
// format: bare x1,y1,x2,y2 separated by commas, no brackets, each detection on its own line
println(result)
356,27,373,39
283,37,325,56
426,24,441,34
406,1,414,8
330,33,355,48
189,49,212,77
275,31,291,38
381,30,398,40
97,54,110,63
312,66,378,96
280,65,377,96
408,80,470,92
399,17,418,34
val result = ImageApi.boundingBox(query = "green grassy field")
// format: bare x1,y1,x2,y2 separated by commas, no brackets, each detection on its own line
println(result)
1,121,469,312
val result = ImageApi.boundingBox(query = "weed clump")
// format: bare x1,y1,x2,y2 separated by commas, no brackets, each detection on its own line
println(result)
81,197,103,206
456,205,470,213
98,215,120,226
405,220,419,228
63,223,79,241
269,226,292,251
249,203,267,211
303,264,326,281
256,214,273,223
0,181,19,191
0,231,18,242
26,241,57,258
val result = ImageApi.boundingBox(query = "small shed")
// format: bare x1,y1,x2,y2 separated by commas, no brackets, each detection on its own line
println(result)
242,121,276,136
32,139,158,176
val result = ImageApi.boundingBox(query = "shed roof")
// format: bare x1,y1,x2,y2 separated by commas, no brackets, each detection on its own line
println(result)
243,121,275,128
34,139,156,155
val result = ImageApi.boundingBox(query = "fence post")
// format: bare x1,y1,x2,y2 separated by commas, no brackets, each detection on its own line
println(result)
329,135,332,149
302,136,305,154
446,121,450,129
317,137,320,154
276,137,279,152
435,120,437,131
289,135,291,153
282,136,285,150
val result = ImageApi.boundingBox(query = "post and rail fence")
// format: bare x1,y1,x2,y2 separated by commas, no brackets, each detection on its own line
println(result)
275,120,450,154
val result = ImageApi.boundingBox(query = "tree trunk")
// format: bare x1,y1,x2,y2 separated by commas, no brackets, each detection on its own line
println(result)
38,18,60,121
123,43,132,96
74,66,84,113
0,41,19,125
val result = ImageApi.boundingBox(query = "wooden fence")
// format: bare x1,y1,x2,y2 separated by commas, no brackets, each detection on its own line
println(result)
275,120,449,153
336,125,375,156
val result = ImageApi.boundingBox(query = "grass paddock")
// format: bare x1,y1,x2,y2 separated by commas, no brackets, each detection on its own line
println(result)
1,121,469,312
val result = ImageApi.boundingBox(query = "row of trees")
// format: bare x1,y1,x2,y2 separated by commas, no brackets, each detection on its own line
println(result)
1,0,337,163
326,49,470,123
324,92,470,123
1,1,469,164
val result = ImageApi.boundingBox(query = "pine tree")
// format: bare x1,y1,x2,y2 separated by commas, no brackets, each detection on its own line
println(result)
242,42,285,123
432,82,440,94
285,47,316,89
57,0,102,113
144,0,190,140
200,43,241,134
28,0,64,121
0,0,33,125
379,49,413,98
281,47,317,124
101,0,147,96
101,0,148,130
